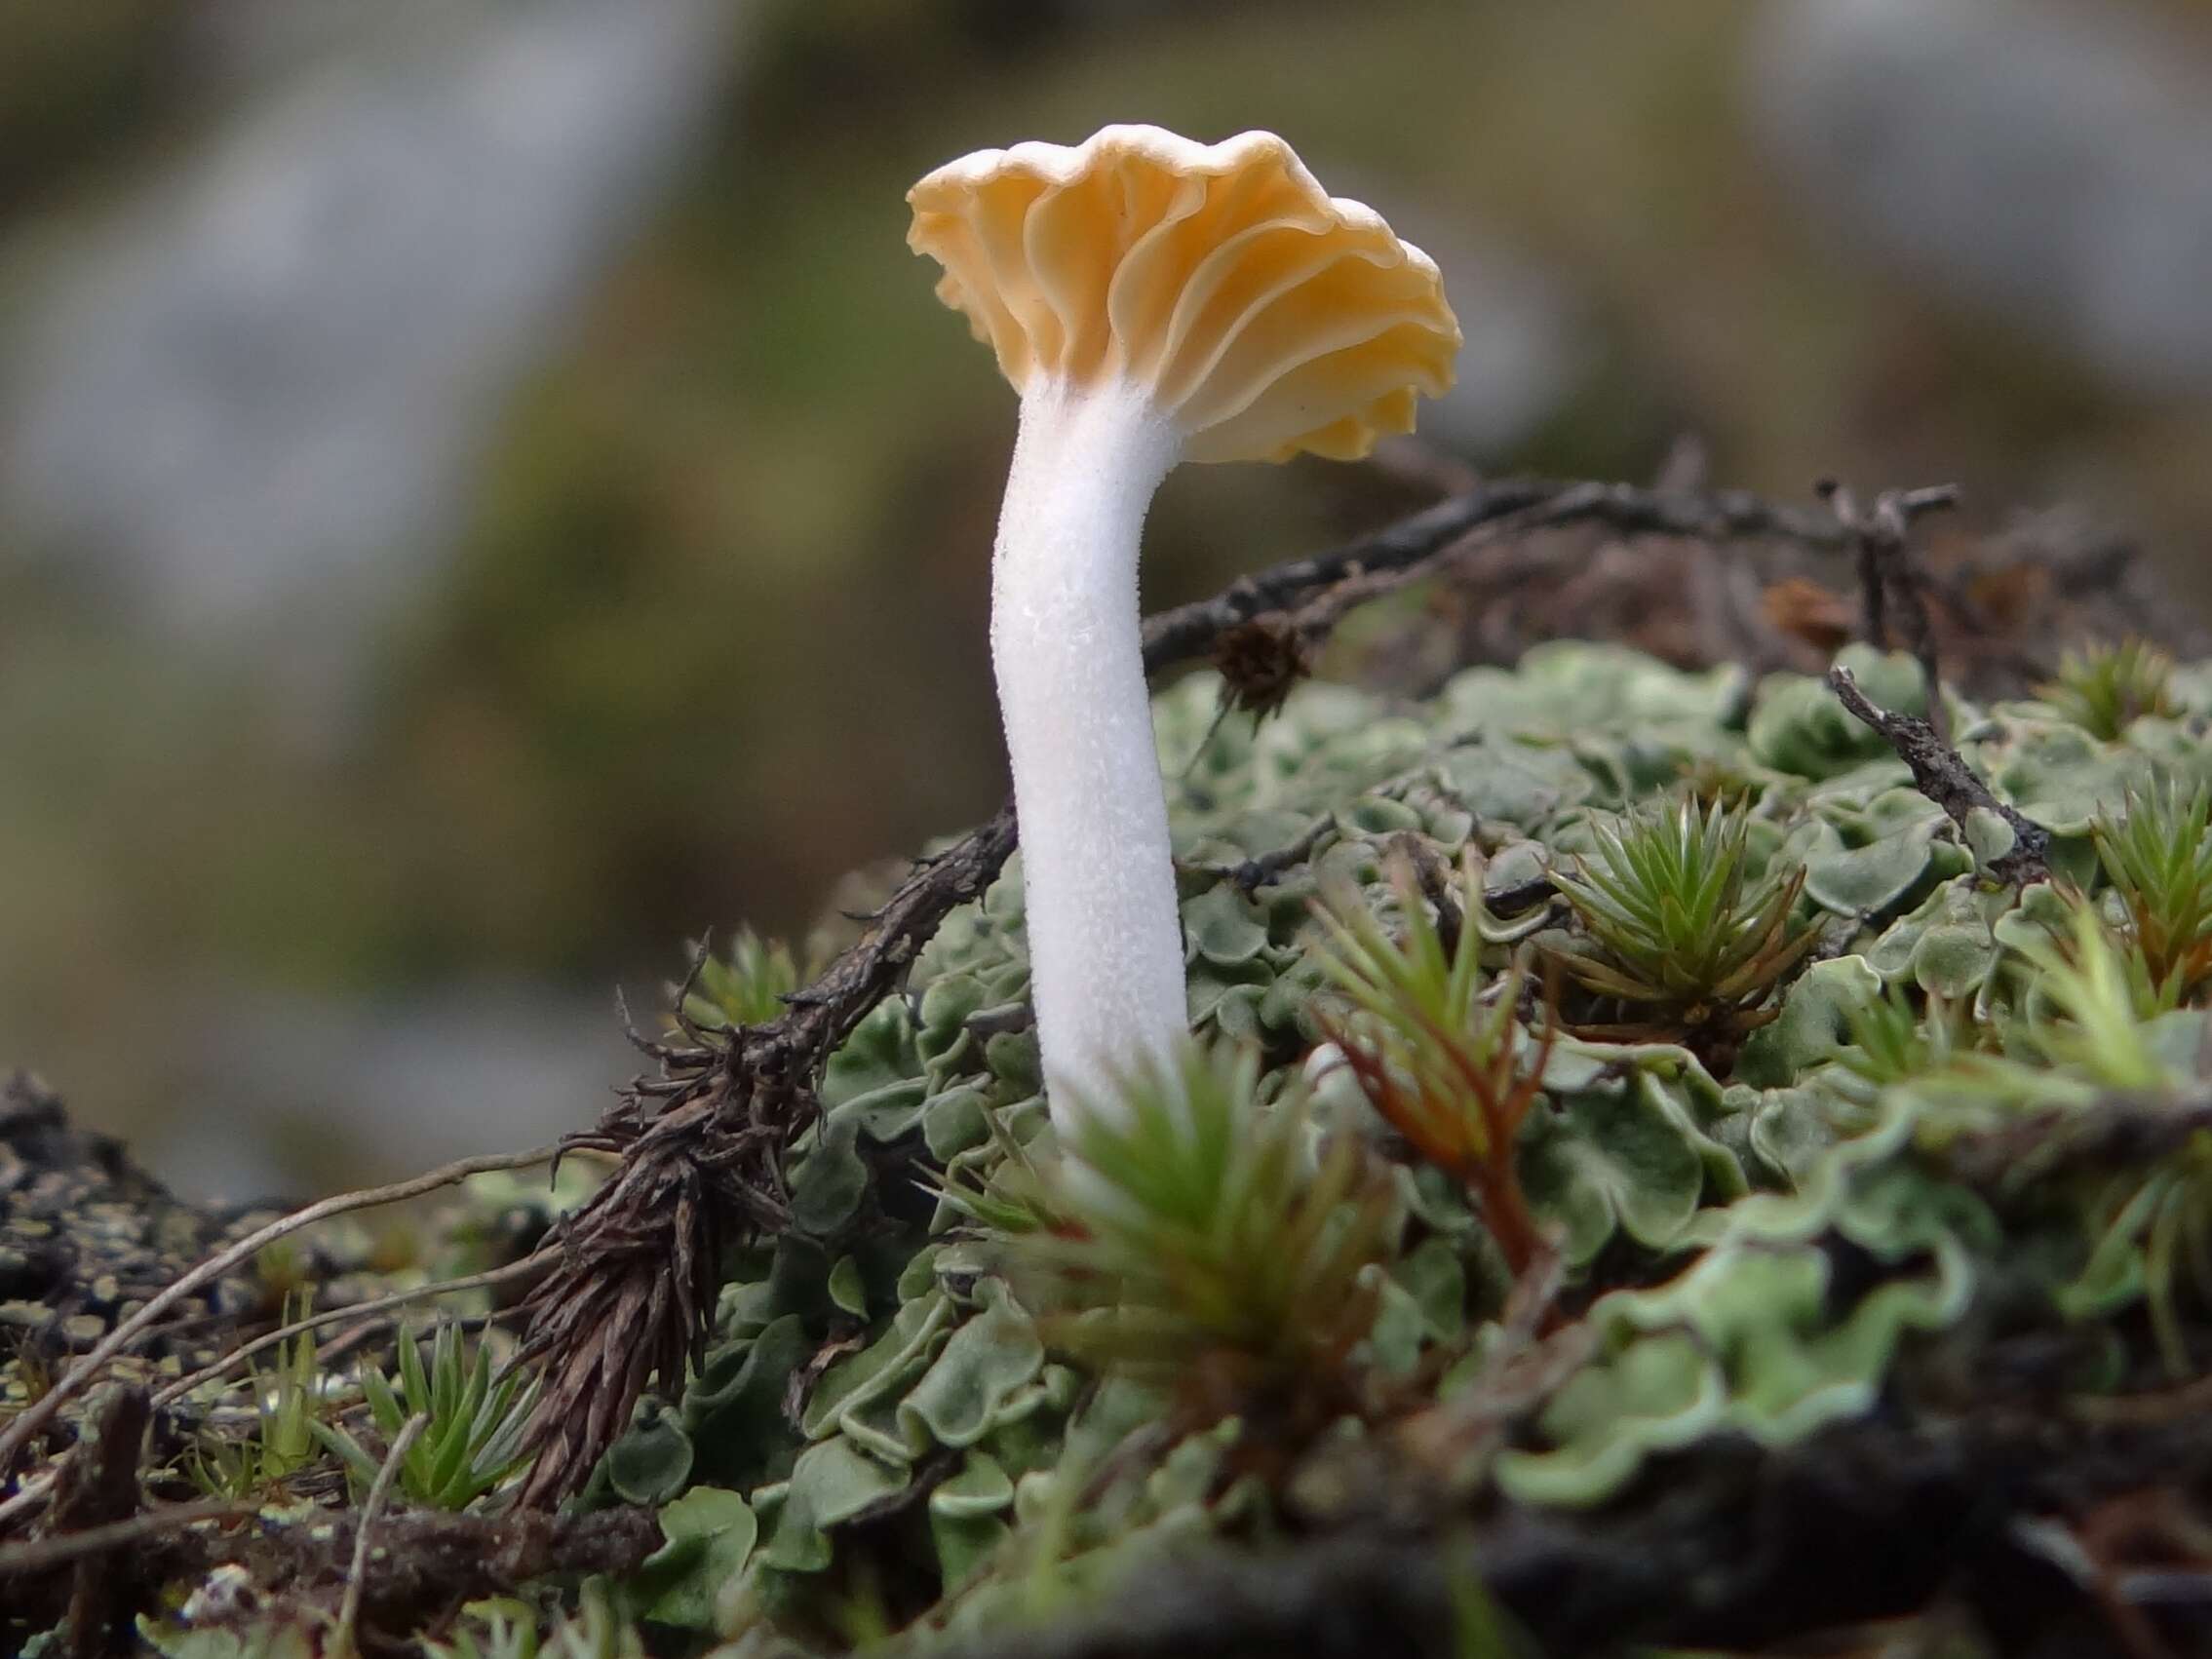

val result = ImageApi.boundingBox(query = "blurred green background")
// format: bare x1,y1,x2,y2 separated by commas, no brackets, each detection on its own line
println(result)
1,0,2207,1195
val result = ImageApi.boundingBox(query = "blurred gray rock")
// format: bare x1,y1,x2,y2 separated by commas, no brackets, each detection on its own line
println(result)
1746,0,2212,399
153,982,633,1201
1,0,747,661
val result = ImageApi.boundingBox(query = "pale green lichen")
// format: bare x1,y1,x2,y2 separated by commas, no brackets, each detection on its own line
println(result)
593,639,2211,1638
121,638,2211,1651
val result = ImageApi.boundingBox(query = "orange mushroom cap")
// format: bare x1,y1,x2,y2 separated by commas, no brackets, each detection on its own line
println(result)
908,125,1462,464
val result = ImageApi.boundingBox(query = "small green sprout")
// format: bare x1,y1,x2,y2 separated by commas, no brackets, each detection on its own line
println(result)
1018,1042,1396,1426
1896,905,2169,1131
1839,985,1961,1090
2039,637,2180,740
1312,850,1552,1274
541,1591,646,1659
422,1601,543,1659
679,928,799,1031
313,1321,538,1510
2092,779,2212,1009
2070,1123,2212,1379
927,1110,1063,1237
1544,794,1819,1044
2011,903,2174,1093
1997,907,2211,1370
136,1611,324,1659
185,1293,325,1500
424,1590,642,1659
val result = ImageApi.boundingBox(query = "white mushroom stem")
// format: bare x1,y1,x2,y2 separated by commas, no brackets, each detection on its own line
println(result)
990,376,1187,1131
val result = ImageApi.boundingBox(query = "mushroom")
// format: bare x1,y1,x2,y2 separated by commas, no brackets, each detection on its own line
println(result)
907,125,1460,1131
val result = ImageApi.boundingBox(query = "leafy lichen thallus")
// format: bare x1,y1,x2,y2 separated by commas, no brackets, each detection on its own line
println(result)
907,125,1460,1136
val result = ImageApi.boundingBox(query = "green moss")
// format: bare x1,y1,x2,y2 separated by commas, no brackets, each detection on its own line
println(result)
548,643,2206,1644
106,640,2212,1652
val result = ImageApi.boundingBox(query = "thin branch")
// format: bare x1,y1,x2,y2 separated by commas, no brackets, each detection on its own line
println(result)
333,1410,427,1659
1184,817,1341,896
160,1508,661,1619
1821,480,1961,741
1139,476,1964,673
1144,478,1951,670
0,1498,252,1575
152,1257,548,1409
0,1468,58,1536
1829,666,2051,884
0,1144,562,1481
1138,480,1557,668
52,1382,150,1657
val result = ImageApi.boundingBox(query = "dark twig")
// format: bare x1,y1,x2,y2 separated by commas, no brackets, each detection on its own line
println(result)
1139,481,1556,668
1267,481,1958,654
1137,476,1957,673
149,1506,664,1638
1179,774,1430,895
1820,480,1962,742
50,1382,149,1658
1828,666,2051,884
0,1498,252,1577
1393,832,1467,959
1186,817,1342,896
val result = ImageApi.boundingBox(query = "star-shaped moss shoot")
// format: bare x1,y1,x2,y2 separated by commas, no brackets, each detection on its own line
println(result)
2038,637,2181,740
1311,851,1555,1277
1545,794,1821,1051
1009,1041,1397,1434
2092,779,2212,1010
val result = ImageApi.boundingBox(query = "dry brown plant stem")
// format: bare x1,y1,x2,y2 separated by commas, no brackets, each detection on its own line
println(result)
1820,479,1960,741
333,1411,428,1659
0,1469,58,1534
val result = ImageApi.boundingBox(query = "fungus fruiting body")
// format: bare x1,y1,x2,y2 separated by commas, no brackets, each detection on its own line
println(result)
908,126,1459,1130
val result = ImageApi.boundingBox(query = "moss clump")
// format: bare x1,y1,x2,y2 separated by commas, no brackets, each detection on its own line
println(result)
70,639,2212,1656
540,641,2209,1650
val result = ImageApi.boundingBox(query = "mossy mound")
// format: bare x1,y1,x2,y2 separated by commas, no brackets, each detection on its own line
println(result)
51,639,2212,1656
563,641,2211,1653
